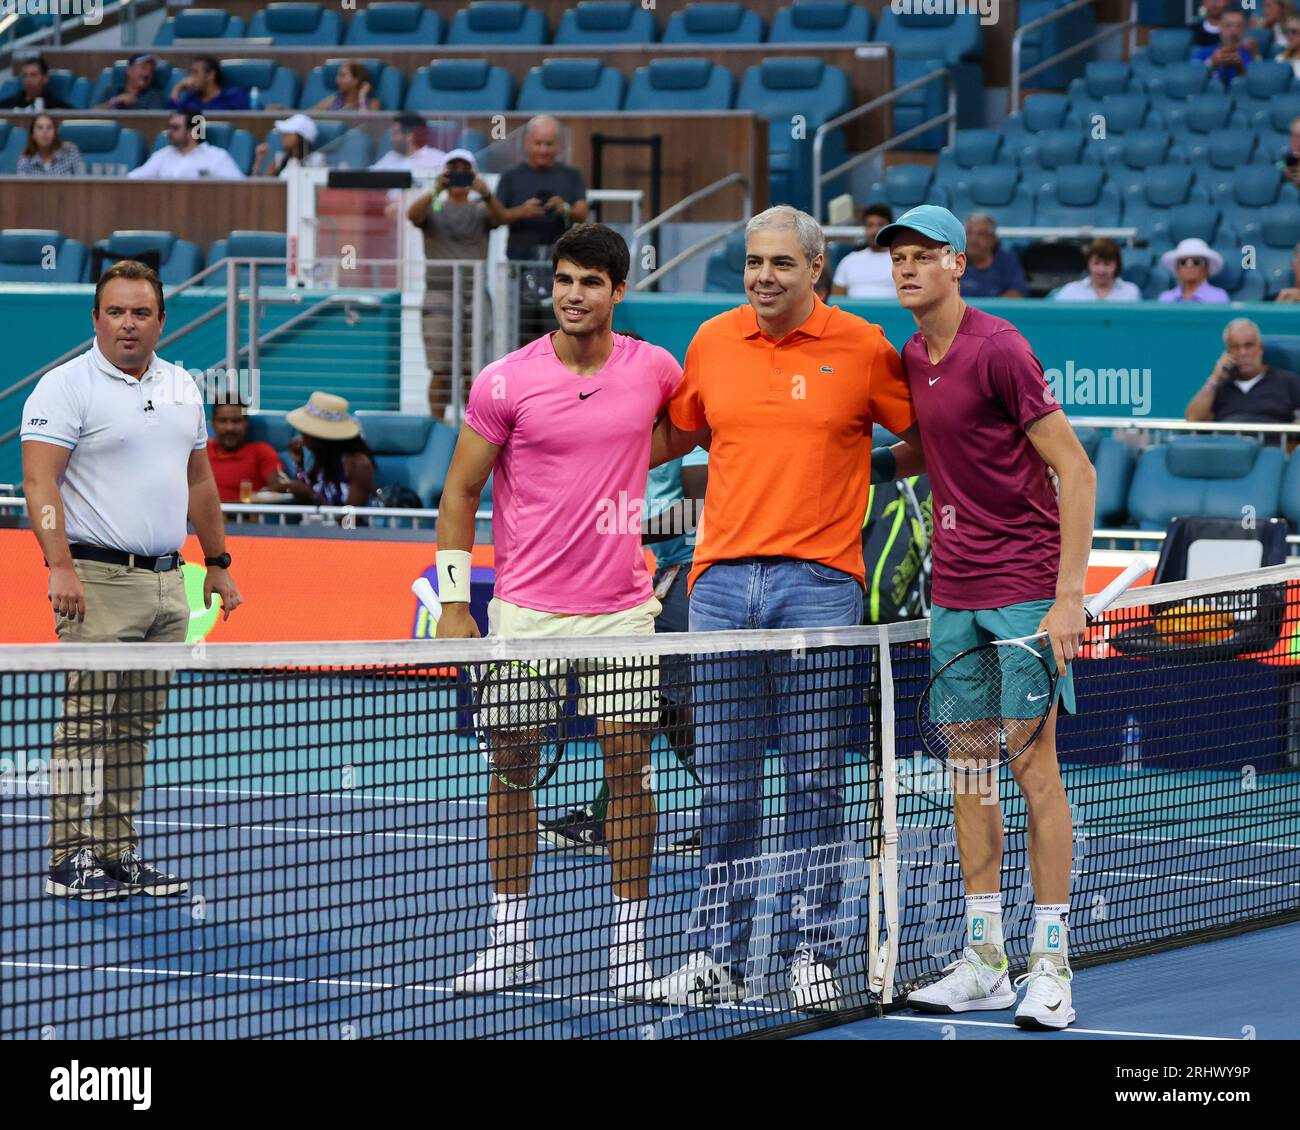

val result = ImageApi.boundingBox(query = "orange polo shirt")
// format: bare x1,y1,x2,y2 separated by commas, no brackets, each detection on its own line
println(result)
669,297,914,589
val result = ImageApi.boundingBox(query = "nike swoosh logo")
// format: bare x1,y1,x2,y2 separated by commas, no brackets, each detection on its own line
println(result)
1046,1000,1063,1011
928,376,942,386
578,389,602,400
447,565,457,585
1027,692,1049,702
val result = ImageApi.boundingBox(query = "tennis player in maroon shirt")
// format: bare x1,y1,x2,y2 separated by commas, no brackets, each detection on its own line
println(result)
870,205,1096,1030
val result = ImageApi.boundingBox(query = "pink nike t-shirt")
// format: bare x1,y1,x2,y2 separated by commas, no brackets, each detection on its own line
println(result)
464,332,682,614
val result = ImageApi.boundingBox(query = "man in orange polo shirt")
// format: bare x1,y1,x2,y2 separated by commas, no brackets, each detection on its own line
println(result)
647,205,919,1013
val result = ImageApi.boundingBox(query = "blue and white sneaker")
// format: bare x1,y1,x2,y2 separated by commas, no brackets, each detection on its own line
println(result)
102,847,189,897
45,848,129,901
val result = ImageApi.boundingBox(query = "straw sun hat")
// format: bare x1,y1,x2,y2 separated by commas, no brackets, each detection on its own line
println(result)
286,391,360,441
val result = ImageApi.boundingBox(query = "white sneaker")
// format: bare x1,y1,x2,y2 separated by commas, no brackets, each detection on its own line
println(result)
907,947,1016,1014
450,929,538,995
790,948,842,1014
1014,958,1075,1030
647,952,744,1006
609,941,656,1001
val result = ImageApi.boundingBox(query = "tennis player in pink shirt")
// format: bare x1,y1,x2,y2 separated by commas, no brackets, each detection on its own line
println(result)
436,224,683,999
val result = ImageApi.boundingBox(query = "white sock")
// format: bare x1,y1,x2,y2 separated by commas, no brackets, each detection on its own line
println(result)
493,892,527,944
613,895,647,947
1031,903,1070,968
965,892,1005,965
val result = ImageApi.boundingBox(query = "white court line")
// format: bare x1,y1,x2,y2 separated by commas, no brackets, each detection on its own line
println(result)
884,1015,1232,1041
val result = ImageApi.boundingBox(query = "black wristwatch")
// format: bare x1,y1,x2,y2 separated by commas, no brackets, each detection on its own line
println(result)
205,552,232,569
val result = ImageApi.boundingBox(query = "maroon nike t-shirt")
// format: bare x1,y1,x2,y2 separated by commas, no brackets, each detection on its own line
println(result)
902,305,1062,610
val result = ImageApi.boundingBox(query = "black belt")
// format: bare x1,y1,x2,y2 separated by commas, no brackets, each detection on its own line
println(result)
69,544,183,572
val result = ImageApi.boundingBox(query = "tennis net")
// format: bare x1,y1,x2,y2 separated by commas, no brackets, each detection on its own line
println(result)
1,566,1298,1039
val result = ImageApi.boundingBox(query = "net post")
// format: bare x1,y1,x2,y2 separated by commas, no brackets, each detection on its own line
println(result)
870,626,901,1004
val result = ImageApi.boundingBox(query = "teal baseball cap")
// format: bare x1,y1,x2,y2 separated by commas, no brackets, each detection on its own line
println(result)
875,204,967,254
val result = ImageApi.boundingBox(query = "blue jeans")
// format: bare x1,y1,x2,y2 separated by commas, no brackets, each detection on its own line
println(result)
688,559,864,977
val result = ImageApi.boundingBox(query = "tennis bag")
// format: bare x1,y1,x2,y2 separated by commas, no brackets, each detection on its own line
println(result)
861,475,932,623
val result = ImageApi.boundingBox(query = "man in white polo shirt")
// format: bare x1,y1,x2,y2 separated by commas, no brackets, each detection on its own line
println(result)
22,259,243,901
127,110,246,180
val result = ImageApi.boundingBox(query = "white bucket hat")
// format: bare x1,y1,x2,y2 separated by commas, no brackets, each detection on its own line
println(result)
1160,237,1223,277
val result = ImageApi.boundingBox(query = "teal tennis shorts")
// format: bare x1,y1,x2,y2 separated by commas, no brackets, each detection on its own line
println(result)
930,599,1077,719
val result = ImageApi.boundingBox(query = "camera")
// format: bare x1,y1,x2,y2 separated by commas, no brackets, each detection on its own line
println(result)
446,170,474,187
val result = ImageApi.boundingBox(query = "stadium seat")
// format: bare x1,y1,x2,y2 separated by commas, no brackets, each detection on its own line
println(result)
1019,129,1088,194
624,59,734,111
1147,62,1212,122
353,412,457,506
1186,128,1264,199
1229,61,1295,122
447,2,548,46
1252,91,1300,141
554,1,658,44
1277,456,1300,530
768,2,872,43
154,7,245,44
1149,516,1287,584
1264,336,1300,377
873,8,984,136
1116,245,1167,296
1204,246,1268,301
1090,129,1181,196
89,59,175,108
1130,27,1194,85
1169,93,1248,157
1253,207,1300,297
1016,0,1097,89
1065,93,1161,146
1066,61,1143,105
0,68,89,109
1034,164,1122,229
1126,437,1285,530
57,120,147,174
0,229,88,283
874,7,981,60
405,60,516,112
288,121,371,169
864,165,951,212
1001,93,1072,158
517,58,625,111
736,57,850,212
948,165,1035,231
208,231,289,286
93,231,204,287
1147,202,1224,247
662,3,766,43
934,129,1002,191
1223,168,1300,243
1073,427,1136,526
344,2,445,44
0,120,26,174
247,3,344,45
150,121,256,175
220,60,302,109
1120,166,1206,239
299,59,405,111
703,228,746,292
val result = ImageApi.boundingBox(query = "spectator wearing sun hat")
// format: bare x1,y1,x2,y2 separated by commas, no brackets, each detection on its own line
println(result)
255,113,319,177
271,392,377,511
1158,238,1231,304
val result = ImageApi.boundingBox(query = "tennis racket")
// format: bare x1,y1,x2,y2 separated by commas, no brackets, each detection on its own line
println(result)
411,577,568,791
916,558,1149,774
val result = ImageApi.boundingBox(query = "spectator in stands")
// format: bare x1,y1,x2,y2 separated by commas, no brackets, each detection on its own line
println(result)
16,114,84,176
169,56,250,114
1284,116,1300,187
254,114,318,177
960,213,1026,298
128,111,245,180
830,203,895,299
1051,238,1142,302
1250,0,1293,56
310,61,379,112
1158,238,1230,303
1196,8,1252,86
206,401,285,504
1280,14,1300,75
0,55,70,111
407,149,507,418
1188,0,1230,48
1275,243,1300,301
97,52,167,110
497,115,589,262
274,392,376,510
369,112,446,172
1185,317,1300,426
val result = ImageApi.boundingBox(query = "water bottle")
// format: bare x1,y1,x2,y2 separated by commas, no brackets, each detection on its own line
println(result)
1121,713,1142,773
249,86,262,111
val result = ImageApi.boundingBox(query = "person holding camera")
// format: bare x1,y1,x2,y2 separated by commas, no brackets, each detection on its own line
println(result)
1184,317,1300,438
407,149,507,418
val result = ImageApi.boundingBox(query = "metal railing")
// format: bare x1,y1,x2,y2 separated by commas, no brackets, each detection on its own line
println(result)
1011,0,1141,112
0,0,163,61
813,65,957,223
632,173,751,292
1071,417,1300,443
822,224,1140,245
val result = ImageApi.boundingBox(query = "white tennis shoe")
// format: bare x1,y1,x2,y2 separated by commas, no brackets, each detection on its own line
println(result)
790,948,842,1013
907,947,1016,1013
1014,958,1076,1030
451,929,538,995
608,942,656,1001
647,952,745,1006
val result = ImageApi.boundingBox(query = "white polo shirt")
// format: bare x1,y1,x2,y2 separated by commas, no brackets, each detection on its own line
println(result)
127,142,245,180
832,247,896,298
369,145,447,173
21,344,207,556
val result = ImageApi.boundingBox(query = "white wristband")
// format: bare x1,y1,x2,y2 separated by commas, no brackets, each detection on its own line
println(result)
435,550,472,604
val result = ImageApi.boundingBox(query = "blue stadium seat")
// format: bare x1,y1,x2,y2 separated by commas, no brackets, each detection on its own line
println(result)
0,68,89,109
344,2,445,44
405,60,516,112
1001,93,1072,157
948,165,1035,230
1229,60,1295,121
1204,246,1268,301
1224,167,1300,243
1034,164,1122,229
662,3,765,43
220,59,302,109
1147,202,1225,247
447,2,548,46
57,120,147,174
703,228,747,293
1126,437,1284,531
874,7,981,60
1017,0,1097,88
247,3,344,45
933,129,1002,191
1252,91,1300,140
354,412,456,506
1120,165,1205,232
288,122,372,169
1254,207,1300,297
1169,93,1248,158
554,1,658,44
150,121,256,175
153,7,245,45
1019,129,1088,194
1264,336,1300,378
0,229,88,283
864,165,951,212
769,2,871,43
0,120,26,174
1147,62,1212,120
517,58,625,111
624,59,734,110
299,59,405,110
1065,93,1161,147
1116,245,1170,297
207,231,289,286
1090,129,1181,197
1187,129,1269,199
873,8,983,138
736,57,851,212
1073,427,1135,526
1066,61,1144,105
94,231,204,286
90,59,175,107
1130,27,1194,85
